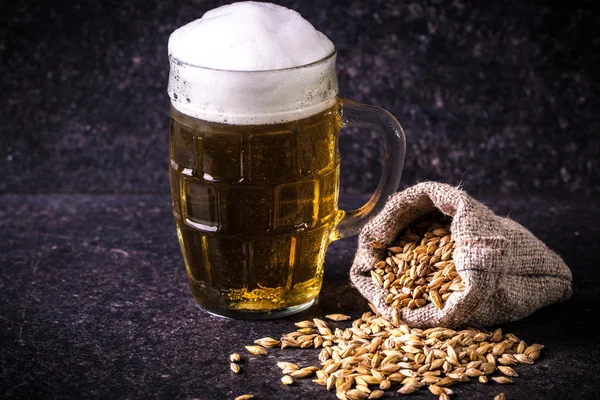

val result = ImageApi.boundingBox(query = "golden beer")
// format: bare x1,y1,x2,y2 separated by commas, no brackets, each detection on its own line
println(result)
169,104,343,317
167,2,406,318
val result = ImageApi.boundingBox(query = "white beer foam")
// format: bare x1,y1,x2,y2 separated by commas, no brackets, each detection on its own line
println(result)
167,2,338,125
169,2,334,71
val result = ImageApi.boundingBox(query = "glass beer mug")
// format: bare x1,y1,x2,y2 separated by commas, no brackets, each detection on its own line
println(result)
167,5,406,319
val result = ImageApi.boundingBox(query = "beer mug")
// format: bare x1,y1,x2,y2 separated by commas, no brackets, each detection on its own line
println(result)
167,5,406,319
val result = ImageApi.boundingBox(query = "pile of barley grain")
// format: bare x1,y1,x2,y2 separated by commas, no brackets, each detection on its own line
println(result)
230,216,542,400
232,310,542,400
371,214,464,311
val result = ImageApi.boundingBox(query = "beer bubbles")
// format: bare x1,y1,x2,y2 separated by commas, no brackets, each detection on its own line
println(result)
168,2,334,71
167,2,338,125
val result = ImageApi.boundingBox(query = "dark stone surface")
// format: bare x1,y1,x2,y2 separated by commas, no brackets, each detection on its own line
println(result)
1,193,599,399
1,0,599,195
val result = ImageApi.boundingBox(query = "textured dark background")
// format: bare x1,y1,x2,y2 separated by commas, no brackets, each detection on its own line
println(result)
1,0,598,196
2,1,600,400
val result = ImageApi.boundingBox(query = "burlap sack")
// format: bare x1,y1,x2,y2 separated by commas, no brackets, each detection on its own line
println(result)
350,182,572,328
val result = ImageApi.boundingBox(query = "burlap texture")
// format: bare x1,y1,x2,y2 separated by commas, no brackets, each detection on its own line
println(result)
350,182,573,328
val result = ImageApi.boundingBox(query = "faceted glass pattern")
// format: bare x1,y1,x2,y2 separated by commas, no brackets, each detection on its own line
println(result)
169,105,341,316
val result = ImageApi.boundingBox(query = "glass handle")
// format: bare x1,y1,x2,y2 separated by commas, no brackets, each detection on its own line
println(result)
333,98,406,240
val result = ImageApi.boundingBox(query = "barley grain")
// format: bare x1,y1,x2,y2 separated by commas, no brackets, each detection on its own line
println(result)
254,337,280,348
326,314,352,321
230,363,241,374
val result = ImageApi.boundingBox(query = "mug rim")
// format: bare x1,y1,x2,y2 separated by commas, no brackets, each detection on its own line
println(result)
168,49,337,73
